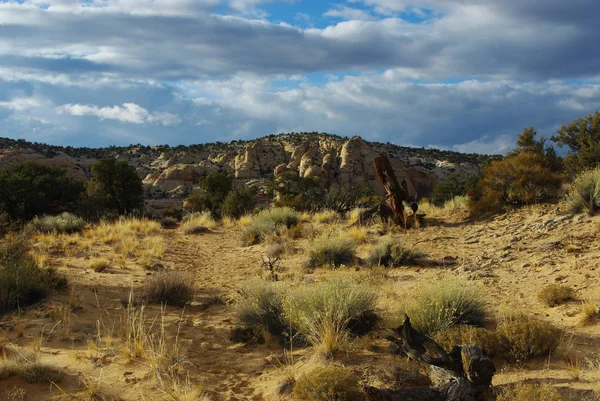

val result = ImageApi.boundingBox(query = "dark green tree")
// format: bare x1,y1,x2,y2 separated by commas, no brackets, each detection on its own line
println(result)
511,127,563,173
551,111,600,173
0,162,84,221
221,185,257,218
86,158,144,215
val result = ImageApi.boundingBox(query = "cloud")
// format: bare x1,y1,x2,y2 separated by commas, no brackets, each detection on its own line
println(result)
324,6,377,21
56,102,181,125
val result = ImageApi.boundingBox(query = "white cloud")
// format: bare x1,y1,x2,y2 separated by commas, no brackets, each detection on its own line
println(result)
324,6,377,21
56,103,180,125
0,97,42,111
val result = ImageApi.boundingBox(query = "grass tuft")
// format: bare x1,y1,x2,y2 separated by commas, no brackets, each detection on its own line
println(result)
566,166,600,215
403,279,487,337
144,270,194,306
497,382,560,401
538,284,576,307
307,235,357,268
241,208,299,246
367,237,424,267
292,366,364,401
235,280,285,339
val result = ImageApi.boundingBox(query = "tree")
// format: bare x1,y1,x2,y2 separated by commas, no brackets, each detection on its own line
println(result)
86,158,144,215
221,185,257,218
0,162,84,221
511,127,563,173
551,111,600,173
429,173,466,206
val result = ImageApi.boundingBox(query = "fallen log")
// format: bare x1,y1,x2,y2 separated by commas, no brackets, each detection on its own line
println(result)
366,315,495,401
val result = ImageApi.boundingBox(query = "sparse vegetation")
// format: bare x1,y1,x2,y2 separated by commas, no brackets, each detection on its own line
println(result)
403,279,487,337
0,232,67,313
497,382,561,401
0,346,65,383
367,237,424,267
307,235,356,268
292,366,364,401
497,314,561,361
566,166,600,215
435,326,502,357
241,207,299,246
30,212,85,233
283,279,377,356
538,284,576,307
235,280,286,338
181,211,217,234
144,270,194,306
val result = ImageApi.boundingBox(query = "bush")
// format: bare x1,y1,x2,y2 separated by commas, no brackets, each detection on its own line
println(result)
307,235,356,268
241,207,299,246
538,284,576,307
0,347,65,383
435,326,503,357
0,162,84,221
222,185,257,219
143,270,194,306
30,212,85,233
367,238,424,267
566,166,600,215
283,279,377,355
292,366,364,401
551,110,600,174
497,315,561,361
430,174,467,206
404,279,487,337
468,152,564,216
0,232,67,314
235,281,286,338
497,382,560,401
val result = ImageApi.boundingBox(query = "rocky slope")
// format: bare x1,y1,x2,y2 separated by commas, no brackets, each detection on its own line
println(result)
0,133,492,203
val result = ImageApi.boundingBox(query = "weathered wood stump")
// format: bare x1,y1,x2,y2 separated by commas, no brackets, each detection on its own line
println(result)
365,315,495,401
372,155,418,228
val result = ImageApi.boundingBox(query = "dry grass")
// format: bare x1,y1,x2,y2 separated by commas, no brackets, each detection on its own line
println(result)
402,278,487,337
419,196,468,218
347,207,366,225
307,235,357,268
144,270,195,306
497,313,561,361
496,382,560,401
241,207,299,246
435,326,503,357
235,280,285,339
566,166,600,215
0,345,65,383
283,278,377,357
181,211,217,234
341,226,369,244
30,212,86,233
292,365,364,401
367,237,425,267
90,257,111,273
311,210,340,224
580,300,600,324
538,284,576,307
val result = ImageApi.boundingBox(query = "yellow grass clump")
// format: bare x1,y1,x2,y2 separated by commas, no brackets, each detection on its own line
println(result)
341,226,369,244
181,211,218,234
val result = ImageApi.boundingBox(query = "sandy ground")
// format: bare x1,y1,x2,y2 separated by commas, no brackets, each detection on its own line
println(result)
1,204,600,400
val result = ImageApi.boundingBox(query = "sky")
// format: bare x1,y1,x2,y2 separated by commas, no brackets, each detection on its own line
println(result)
0,0,599,153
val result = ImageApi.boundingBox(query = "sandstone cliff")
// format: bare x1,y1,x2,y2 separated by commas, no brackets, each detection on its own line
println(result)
0,133,488,206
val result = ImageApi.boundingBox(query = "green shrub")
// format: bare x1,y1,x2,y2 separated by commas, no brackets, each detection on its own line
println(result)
566,166,600,215
404,279,487,337
283,279,377,355
235,280,286,337
0,233,67,314
292,366,364,401
241,207,299,246
0,162,84,221
497,315,561,361
367,238,424,267
538,284,576,307
143,270,194,306
307,235,356,268
30,212,85,233
497,382,560,401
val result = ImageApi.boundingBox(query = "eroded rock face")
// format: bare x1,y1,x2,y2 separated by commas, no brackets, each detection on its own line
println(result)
0,134,485,202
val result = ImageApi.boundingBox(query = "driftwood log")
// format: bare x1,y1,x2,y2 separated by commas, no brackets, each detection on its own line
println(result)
365,315,495,401
372,155,418,228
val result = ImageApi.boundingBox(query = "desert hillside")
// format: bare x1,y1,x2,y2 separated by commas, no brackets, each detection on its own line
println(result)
0,134,489,205
1,201,599,400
